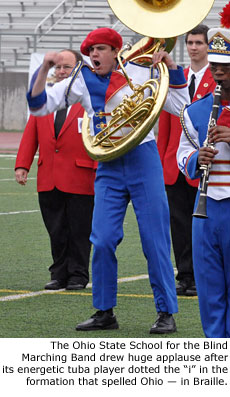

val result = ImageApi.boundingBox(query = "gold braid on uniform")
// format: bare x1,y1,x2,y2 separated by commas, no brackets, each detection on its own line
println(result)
180,104,199,150
65,60,83,107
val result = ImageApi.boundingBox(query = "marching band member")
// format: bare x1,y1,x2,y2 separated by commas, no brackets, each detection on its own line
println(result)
177,2,230,338
158,24,216,298
27,27,189,334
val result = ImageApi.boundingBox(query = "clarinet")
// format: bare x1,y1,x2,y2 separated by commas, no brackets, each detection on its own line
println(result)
193,82,222,218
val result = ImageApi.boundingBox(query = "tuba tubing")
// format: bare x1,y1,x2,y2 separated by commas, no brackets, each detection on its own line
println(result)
107,0,215,39
82,59,169,161
82,0,215,162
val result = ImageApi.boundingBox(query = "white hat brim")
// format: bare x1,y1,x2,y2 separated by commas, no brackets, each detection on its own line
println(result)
208,53,230,63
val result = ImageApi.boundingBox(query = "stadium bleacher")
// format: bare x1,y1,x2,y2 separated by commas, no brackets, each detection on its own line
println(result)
0,0,226,72
0,0,139,71
0,0,227,132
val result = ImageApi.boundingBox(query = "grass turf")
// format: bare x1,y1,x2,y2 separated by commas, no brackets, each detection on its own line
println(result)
0,154,204,338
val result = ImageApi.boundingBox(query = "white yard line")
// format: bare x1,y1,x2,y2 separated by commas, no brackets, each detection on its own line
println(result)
0,177,36,182
0,154,38,159
0,209,39,215
0,275,149,302
0,154,17,158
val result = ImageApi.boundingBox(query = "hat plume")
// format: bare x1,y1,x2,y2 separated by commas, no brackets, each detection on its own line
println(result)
220,1,230,28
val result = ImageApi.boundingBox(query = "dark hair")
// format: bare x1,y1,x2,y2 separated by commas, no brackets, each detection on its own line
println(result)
59,49,83,62
185,24,209,44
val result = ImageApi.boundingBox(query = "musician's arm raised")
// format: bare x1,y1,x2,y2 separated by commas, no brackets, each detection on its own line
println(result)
31,52,60,98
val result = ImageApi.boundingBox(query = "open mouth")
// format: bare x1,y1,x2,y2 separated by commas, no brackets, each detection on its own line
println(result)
94,60,100,67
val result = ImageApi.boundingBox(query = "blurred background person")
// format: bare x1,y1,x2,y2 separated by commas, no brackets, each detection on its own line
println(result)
15,49,97,291
157,25,216,297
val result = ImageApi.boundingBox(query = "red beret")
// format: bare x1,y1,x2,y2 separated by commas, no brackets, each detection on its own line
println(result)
80,28,123,56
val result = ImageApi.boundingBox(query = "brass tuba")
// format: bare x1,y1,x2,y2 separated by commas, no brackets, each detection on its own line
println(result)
82,0,215,162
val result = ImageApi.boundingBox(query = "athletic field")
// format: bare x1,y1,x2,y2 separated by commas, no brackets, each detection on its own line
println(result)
0,151,204,338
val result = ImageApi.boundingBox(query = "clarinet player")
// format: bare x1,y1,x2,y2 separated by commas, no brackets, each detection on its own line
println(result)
177,4,230,338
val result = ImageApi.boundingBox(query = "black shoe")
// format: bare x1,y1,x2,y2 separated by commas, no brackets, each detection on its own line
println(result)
176,281,188,296
44,280,66,290
76,310,119,331
150,312,177,334
66,282,86,290
185,284,197,296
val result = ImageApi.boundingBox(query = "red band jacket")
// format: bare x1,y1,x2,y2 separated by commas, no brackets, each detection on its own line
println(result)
15,103,97,195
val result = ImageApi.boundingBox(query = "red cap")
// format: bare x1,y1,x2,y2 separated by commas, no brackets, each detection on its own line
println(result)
80,28,123,56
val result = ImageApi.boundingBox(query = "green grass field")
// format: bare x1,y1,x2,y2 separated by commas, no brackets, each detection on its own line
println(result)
0,153,204,338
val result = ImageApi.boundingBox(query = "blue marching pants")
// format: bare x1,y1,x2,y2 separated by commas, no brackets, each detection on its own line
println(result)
90,141,178,313
193,195,230,338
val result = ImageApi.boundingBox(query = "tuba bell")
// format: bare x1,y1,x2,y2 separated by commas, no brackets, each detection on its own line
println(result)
82,0,215,162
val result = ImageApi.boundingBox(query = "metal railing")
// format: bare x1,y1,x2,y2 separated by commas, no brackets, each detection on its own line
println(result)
0,0,226,72
0,31,77,70
0,31,187,72
34,0,75,36
0,0,76,70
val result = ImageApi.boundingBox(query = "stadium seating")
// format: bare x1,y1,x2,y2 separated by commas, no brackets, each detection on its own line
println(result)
0,0,227,72
0,0,138,71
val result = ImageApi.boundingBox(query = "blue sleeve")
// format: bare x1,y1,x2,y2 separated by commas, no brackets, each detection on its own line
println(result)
26,90,47,109
186,151,202,179
169,66,186,86
26,66,47,109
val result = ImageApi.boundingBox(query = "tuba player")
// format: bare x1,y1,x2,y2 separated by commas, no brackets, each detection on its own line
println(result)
27,27,189,334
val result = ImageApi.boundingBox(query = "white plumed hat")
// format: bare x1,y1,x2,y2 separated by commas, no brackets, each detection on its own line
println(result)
208,1,230,63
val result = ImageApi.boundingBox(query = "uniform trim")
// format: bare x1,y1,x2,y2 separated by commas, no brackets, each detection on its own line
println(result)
209,182,230,186
169,82,187,89
213,159,230,164
180,105,199,150
210,171,230,175
65,60,83,107
185,150,197,178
